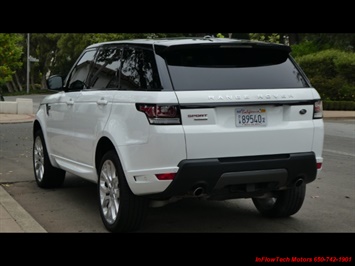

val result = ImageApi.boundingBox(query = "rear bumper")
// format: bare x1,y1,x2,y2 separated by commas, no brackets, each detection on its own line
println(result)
149,152,317,200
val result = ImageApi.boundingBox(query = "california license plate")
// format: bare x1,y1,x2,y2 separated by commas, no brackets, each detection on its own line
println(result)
236,108,267,127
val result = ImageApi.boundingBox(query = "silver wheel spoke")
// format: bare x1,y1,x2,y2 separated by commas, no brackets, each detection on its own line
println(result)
34,137,45,182
99,159,120,225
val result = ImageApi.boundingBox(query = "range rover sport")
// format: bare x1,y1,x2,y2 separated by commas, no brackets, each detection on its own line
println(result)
33,37,324,232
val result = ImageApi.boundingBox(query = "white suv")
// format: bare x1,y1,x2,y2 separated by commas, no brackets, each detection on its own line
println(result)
33,37,324,232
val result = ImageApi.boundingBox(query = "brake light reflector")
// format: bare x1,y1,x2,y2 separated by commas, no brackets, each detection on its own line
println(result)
136,104,181,125
317,162,322,169
155,173,176,180
313,100,323,119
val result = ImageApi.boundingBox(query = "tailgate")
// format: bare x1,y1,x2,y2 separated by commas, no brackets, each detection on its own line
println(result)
176,89,317,159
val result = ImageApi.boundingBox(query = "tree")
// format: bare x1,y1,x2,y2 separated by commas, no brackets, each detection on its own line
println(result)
249,33,281,43
0,34,23,92
29,34,62,89
300,33,354,51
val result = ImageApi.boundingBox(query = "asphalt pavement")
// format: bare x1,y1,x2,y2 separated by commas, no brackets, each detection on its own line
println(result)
0,102,354,232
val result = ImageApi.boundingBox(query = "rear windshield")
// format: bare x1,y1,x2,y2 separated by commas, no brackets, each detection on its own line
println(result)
163,45,309,91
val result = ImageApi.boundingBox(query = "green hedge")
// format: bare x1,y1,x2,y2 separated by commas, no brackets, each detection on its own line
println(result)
323,101,355,111
295,49,355,102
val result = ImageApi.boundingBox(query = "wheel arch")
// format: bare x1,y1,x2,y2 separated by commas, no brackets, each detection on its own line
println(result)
95,137,118,176
33,120,42,137
33,119,58,169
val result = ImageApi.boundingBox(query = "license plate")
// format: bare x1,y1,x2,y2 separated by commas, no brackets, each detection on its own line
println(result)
236,108,267,127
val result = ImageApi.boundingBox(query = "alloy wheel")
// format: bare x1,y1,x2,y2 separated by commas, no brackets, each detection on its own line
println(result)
34,136,45,182
99,160,120,224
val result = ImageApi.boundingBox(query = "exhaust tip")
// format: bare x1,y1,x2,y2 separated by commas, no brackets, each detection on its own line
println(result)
193,187,205,197
295,178,304,187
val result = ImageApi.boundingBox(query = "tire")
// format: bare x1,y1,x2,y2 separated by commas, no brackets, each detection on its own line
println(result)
252,184,306,218
98,150,148,232
33,130,66,188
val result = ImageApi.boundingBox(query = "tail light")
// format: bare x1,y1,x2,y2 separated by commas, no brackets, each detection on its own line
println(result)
313,100,323,119
136,104,181,125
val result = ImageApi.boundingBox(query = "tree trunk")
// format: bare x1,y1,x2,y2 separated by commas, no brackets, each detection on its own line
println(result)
288,33,301,46
41,75,47,90
6,82,14,93
41,52,51,90
11,79,19,92
14,72,23,91
30,71,36,90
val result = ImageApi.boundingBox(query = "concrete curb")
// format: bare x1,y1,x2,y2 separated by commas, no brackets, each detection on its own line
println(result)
0,114,35,124
0,98,33,115
0,185,46,233
323,110,355,119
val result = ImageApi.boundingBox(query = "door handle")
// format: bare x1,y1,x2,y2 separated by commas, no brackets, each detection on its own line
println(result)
66,99,74,106
97,98,108,106
46,104,51,115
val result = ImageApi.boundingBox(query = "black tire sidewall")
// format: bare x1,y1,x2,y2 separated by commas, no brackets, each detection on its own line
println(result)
98,150,123,231
33,130,65,188
97,150,148,232
33,130,48,187
252,184,306,217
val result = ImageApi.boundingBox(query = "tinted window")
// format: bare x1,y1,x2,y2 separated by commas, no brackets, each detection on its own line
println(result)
67,49,96,90
87,46,122,89
165,46,309,90
120,47,161,91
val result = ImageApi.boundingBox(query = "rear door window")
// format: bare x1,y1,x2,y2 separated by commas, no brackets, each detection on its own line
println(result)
120,47,162,91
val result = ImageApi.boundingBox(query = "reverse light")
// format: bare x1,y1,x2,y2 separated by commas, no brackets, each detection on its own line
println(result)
313,100,323,119
155,173,176,180
136,104,181,125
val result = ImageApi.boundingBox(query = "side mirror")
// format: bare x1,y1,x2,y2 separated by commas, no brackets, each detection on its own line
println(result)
47,75,64,91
